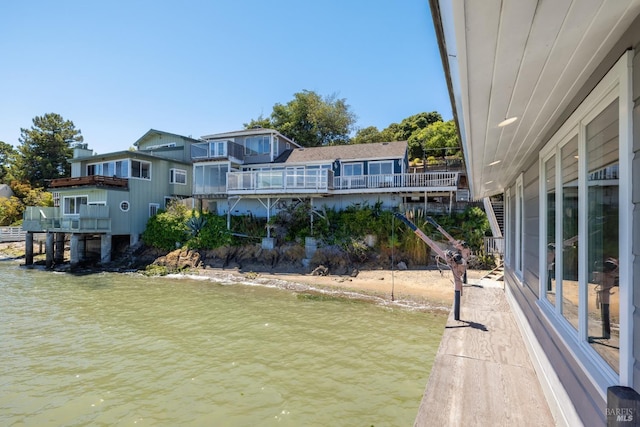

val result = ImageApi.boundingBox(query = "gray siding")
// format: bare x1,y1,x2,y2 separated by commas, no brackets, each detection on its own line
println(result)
522,162,540,299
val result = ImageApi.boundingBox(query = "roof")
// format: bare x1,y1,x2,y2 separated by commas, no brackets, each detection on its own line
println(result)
200,128,301,148
429,0,640,200
69,150,191,166
279,140,407,164
133,129,202,147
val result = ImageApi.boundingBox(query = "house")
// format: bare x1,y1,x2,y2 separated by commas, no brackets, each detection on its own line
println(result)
22,126,470,265
429,0,640,424
22,130,199,265
193,128,468,223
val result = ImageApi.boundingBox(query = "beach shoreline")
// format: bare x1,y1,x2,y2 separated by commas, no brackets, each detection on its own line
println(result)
0,241,488,310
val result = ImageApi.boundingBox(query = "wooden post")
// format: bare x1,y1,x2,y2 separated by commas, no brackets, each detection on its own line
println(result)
54,233,65,264
45,232,54,269
25,232,34,265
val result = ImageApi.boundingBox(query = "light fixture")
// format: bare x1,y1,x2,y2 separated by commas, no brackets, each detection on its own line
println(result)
488,160,501,166
485,180,494,185
498,117,518,127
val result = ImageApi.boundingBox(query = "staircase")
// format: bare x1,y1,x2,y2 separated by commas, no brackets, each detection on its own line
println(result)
483,196,504,238
482,263,504,281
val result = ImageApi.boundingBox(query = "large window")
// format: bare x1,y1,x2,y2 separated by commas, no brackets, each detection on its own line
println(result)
539,52,632,385
244,136,270,156
131,160,151,180
194,163,228,194
63,196,87,215
87,160,129,178
368,161,393,175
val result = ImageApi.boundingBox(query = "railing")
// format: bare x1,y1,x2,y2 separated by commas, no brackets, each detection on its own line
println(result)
49,175,128,189
484,236,504,255
22,205,111,233
333,172,458,191
0,226,27,242
227,170,334,193
191,140,245,162
226,171,458,194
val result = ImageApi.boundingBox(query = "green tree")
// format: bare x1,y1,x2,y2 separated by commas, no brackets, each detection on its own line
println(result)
409,120,459,160
351,126,384,144
247,90,356,147
380,112,444,158
0,181,52,226
0,141,17,184
14,113,83,188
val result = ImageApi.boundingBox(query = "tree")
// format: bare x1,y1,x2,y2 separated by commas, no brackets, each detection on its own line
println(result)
0,181,52,226
380,112,444,158
14,113,83,188
351,126,384,144
408,120,459,160
0,141,17,184
246,90,356,147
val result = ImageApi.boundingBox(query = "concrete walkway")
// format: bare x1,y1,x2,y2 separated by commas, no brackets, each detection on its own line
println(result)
414,279,556,426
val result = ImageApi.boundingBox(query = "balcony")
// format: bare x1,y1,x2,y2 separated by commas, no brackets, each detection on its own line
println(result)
333,172,458,193
226,171,458,195
49,175,128,189
227,170,334,195
23,205,111,233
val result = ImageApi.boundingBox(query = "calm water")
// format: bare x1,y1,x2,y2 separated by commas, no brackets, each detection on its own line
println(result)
0,261,446,426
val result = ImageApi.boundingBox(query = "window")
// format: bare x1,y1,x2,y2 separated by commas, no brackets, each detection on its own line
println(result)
538,52,632,385
368,161,393,175
131,160,151,179
343,163,363,176
149,203,160,217
170,168,187,185
52,192,60,208
194,163,229,194
120,201,130,212
87,160,129,178
244,136,270,156
63,196,87,215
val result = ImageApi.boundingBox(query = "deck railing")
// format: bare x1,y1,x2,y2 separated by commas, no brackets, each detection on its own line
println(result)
22,205,111,233
227,170,334,193
227,171,458,194
484,236,505,255
49,175,128,189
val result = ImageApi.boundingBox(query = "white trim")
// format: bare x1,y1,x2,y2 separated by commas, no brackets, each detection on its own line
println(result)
504,187,511,267
617,50,634,387
515,173,523,280
536,50,634,394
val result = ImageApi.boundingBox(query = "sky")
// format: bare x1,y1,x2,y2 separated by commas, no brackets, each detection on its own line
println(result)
0,0,451,155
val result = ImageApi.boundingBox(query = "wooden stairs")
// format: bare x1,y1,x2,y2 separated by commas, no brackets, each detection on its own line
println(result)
482,263,505,281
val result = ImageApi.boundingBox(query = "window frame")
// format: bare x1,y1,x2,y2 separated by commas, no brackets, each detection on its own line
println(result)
537,51,633,391
131,160,151,180
63,195,88,215
149,203,160,217
170,168,187,185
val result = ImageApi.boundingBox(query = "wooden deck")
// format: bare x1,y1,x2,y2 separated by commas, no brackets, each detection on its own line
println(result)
414,279,555,426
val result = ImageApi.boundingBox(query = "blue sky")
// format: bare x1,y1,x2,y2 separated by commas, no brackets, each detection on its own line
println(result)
0,0,451,154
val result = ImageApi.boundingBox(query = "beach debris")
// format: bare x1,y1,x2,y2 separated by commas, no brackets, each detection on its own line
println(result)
396,261,408,270
311,265,329,276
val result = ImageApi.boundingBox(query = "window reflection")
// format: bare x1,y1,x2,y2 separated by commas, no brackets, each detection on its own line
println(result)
545,155,556,305
561,136,579,330
586,99,619,372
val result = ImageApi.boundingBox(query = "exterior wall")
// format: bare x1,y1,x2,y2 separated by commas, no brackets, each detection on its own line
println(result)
632,41,640,391
502,26,640,425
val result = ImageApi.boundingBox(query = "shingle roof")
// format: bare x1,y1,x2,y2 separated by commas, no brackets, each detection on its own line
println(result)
281,141,407,164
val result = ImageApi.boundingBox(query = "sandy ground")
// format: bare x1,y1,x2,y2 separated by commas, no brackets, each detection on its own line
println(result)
0,241,488,310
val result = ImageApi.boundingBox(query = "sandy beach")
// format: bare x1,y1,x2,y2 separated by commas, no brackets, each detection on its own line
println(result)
0,241,489,311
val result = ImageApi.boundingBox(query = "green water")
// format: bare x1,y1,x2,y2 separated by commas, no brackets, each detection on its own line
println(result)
0,261,447,426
